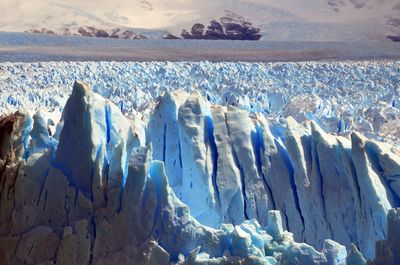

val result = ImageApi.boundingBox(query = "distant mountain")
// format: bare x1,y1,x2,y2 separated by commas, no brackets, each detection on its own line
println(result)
25,26,169,40
0,0,399,41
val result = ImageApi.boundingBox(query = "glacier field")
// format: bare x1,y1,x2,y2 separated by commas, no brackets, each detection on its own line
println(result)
1,61,400,144
0,61,399,264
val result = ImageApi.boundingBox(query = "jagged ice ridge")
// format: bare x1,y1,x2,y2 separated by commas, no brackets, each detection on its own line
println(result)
1,61,400,144
0,81,399,264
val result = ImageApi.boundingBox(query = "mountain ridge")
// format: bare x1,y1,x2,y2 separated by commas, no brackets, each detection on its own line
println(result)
1,0,399,41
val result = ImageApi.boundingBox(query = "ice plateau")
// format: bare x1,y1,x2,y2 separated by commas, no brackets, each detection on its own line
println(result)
0,79,400,265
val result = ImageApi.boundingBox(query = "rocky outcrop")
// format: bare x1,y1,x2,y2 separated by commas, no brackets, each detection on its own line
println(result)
26,26,149,40
163,34,181,39
181,12,261,40
387,35,400,42
77,26,148,39
25,28,55,35
191,23,206,36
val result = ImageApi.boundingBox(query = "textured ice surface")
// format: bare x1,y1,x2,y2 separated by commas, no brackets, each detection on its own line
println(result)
1,61,400,143
367,208,400,264
0,81,400,264
144,89,400,260
0,82,360,265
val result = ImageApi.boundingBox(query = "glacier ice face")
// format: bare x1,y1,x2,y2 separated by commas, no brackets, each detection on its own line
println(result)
0,81,399,264
177,90,220,227
144,88,400,259
367,208,400,265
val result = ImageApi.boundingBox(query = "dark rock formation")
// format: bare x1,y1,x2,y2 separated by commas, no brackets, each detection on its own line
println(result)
164,34,181,39
26,28,55,35
26,26,149,40
95,29,109,38
77,26,94,37
121,30,147,40
181,13,261,40
387,35,400,42
110,28,121,38
191,23,205,36
78,27,111,38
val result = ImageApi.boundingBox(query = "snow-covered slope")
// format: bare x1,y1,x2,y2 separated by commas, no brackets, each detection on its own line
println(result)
0,0,399,40
1,81,400,265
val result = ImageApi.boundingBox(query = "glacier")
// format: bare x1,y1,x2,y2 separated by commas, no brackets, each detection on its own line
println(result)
0,80,400,264
1,61,400,144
